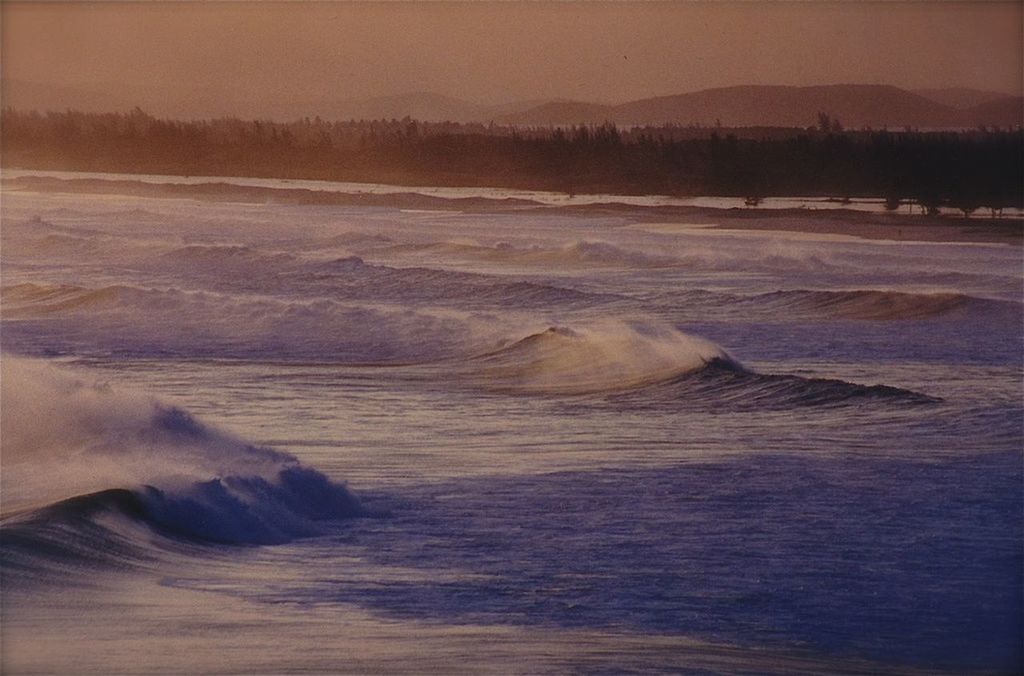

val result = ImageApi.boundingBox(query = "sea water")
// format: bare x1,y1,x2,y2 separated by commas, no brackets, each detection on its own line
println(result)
1,176,1021,673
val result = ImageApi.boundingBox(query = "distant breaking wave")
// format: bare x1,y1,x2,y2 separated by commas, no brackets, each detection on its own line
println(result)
384,239,680,268
613,360,941,409
653,288,1019,322
145,244,611,308
464,322,735,394
1,281,493,362
1,215,170,263
154,243,298,273
1,288,943,407
0,278,602,365
2,282,128,315
459,322,937,406
745,288,1019,321
295,256,612,307
1,358,361,580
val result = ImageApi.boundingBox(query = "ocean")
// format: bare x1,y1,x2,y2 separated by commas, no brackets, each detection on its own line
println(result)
1,174,1021,674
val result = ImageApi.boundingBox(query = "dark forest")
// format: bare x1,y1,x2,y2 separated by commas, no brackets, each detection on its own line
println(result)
3,108,1021,216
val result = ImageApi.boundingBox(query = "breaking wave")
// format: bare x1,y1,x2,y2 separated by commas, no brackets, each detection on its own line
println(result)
746,289,1019,321
1,358,361,578
460,322,937,406
2,283,128,315
613,360,941,409
153,243,298,273
297,256,611,307
385,239,679,268
465,322,734,394
1,282,492,362
144,244,612,308
651,287,1019,322
1,215,171,264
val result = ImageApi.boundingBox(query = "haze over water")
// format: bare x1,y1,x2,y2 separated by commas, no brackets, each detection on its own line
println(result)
1,2,1022,674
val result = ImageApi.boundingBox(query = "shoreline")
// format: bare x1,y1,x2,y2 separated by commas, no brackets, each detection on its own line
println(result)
707,214,1024,245
4,172,1021,246
597,206,1024,245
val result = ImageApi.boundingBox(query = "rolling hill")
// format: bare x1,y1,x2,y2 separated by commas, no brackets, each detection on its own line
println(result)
4,79,1020,129
497,85,1023,129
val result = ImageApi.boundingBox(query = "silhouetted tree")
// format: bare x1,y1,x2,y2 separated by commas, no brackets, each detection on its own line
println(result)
1,108,1020,209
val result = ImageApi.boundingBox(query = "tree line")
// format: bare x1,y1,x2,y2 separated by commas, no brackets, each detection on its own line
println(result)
2,108,1021,215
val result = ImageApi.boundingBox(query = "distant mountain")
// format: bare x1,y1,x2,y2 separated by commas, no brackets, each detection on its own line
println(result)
621,85,959,128
966,97,1024,128
499,85,1024,130
913,87,1015,110
3,79,1020,129
1,80,542,124
496,100,613,126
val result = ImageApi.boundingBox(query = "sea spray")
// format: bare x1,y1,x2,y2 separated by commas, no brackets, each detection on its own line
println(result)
1,357,360,544
466,320,738,394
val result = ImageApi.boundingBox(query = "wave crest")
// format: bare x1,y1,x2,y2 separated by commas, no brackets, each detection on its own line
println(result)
2,282,495,362
386,239,678,268
615,360,940,409
1,358,361,564
459,322,938,406
466,322,736,394
749,289,1016,321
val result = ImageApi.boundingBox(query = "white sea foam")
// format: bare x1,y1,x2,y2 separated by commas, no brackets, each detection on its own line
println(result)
1,357,359,543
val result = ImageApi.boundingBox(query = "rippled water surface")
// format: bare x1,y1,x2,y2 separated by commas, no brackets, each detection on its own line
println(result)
2,177,1021,674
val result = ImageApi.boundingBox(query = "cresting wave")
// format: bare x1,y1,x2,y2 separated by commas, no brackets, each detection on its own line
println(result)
461,322,938,406
1,281,503,362
147,245,611,308
612,360,941,409
384,239,680,268
2,282,128,315
465,322,736,394
1,215,171,263
653,288,1020,321
1,279,943,406
296,256,610,307
745,288,1020,321
1,358,361,577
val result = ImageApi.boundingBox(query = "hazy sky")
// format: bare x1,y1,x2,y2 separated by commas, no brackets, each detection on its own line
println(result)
3,1,1022,107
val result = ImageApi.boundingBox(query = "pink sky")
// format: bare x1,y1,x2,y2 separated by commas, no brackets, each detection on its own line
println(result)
3,1,1021,110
